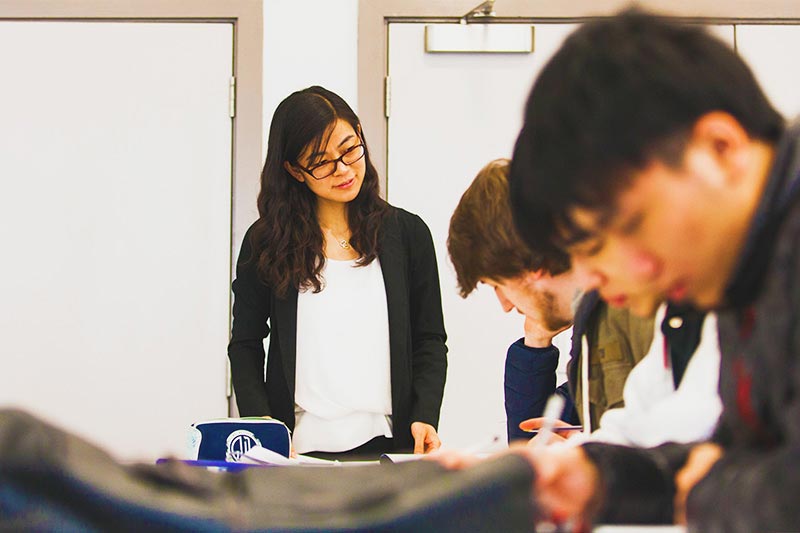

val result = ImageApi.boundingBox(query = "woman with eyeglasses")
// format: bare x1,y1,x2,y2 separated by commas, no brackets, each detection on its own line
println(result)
228,86,448,460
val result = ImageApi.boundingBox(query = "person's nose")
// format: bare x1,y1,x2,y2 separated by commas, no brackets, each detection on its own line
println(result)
331,157,350,177
494,287,515,313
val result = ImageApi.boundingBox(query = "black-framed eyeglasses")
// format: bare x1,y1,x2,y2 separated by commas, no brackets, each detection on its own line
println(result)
296,143,366,180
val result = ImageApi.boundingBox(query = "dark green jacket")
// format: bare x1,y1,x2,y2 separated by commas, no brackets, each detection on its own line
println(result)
570,291,654,428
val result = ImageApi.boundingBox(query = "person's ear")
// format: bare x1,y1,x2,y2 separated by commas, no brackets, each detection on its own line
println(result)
521,269,546,288
284,161,305,183
528,269,545,281
690,111,751,185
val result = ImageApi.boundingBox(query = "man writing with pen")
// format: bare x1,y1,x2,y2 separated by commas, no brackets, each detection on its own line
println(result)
447,158,722,448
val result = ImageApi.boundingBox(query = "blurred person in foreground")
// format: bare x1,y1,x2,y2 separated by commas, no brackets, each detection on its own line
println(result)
502,9,798,532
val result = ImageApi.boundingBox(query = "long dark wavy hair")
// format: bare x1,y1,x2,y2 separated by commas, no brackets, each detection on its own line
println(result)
250,86,388,297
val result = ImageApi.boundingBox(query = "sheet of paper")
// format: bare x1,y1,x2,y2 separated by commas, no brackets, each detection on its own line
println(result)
238,445,294,466
594,527,686,532
239,446,378,467
379,453,423,464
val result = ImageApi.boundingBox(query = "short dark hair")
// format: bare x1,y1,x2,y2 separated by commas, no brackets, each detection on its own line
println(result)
447,159,570,298
509,9,784,252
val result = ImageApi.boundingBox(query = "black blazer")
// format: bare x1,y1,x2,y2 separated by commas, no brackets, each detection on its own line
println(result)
228,206,448,451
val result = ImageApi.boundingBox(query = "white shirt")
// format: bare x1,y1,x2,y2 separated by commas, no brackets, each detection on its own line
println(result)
567,304,723,448
292,257,392,454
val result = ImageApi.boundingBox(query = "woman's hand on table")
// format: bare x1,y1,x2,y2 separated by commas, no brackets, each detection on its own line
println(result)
411,421,441,454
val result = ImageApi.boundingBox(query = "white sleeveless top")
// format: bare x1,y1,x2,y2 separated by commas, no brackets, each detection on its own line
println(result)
292,257,392,453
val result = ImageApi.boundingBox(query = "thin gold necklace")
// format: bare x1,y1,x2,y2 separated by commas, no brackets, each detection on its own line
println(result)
323,227,351,250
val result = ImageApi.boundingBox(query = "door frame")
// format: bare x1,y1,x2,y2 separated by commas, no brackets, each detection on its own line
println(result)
359,0,800,193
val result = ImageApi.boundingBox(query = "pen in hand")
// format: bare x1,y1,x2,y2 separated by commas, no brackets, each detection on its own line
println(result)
523,425,583,436
533,394,566,449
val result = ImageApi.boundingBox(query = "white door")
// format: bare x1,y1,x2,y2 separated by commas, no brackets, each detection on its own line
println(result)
387,22,579,450
0,22,233,461
387,22,734,450
735,25,800,118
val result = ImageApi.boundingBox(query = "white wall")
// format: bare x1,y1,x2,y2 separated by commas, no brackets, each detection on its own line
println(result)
231,0,361,254
262,0,359,163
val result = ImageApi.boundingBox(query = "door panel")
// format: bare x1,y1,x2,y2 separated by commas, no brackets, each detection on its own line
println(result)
0,21,233,460
735,24,800,118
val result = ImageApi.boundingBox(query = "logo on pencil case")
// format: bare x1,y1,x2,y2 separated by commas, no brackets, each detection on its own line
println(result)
225,429,262,461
